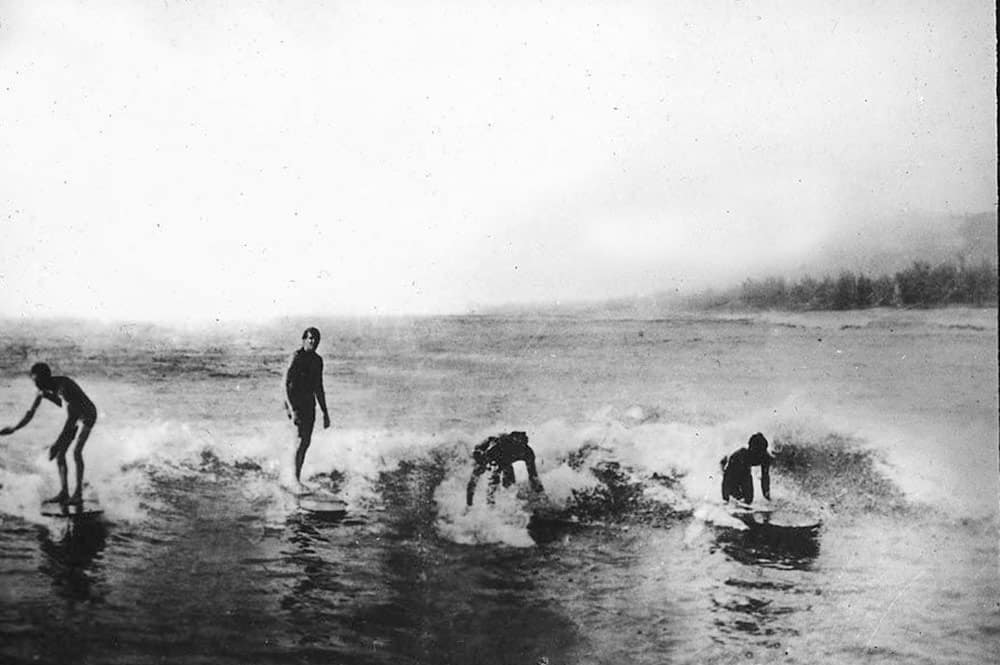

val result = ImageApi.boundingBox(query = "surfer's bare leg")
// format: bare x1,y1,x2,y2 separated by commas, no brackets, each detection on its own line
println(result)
500,465,516,488
44,419,77,503
293,416,315,484
486,466,502,504
68,423,93,504
53,453,70,503
740,476,754,504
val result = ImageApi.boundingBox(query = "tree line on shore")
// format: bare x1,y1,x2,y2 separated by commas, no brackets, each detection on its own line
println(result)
738,258,997,310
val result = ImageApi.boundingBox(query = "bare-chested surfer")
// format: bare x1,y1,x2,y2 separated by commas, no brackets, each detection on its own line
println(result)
720,432,773,505
0,362,98,505
284,327,331,487
466,430,545,506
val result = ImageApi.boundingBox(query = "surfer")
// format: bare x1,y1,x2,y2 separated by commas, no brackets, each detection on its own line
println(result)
284,327,331,487
720,432,773,505
466,430,545,506
0,363,98,505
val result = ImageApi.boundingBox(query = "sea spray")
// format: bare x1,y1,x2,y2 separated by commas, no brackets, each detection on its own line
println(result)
1,400,919,537
434,476,536,548
428,402,921,544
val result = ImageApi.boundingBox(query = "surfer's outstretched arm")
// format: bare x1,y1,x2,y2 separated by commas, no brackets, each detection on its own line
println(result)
524,448,544,494
466,466,485,506
0,393,43,435
720,456,731,502
466,465,502,505
486,466,503,503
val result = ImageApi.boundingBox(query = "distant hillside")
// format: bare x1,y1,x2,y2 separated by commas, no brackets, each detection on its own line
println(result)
478,211,998,317
792,211,997,278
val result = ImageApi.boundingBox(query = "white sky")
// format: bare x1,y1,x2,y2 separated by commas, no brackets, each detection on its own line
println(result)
1,0,996,321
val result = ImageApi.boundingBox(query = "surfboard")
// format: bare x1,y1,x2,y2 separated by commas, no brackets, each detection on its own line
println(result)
731,508,821,532
528,505,582,529
527,509,583,544
529,510,578,525
41,501,104,518
298,495,348,518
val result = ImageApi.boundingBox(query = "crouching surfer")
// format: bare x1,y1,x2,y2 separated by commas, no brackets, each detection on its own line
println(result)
466,431,545,506
0,362,98,505
720,432,773,505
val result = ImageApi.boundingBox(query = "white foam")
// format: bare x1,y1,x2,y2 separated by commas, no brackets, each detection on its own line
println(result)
537,463,600,508
434,474,535,548
847,415,999,519
5,390,977,533
761,396,999,519
0,466,48,525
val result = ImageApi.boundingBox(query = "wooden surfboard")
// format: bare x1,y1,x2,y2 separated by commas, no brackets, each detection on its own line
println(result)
41,500,104,518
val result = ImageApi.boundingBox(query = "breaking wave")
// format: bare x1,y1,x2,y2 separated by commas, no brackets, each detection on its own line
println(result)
0,399,925,546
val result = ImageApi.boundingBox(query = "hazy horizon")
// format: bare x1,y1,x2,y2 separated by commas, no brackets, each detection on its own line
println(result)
2,1,996,322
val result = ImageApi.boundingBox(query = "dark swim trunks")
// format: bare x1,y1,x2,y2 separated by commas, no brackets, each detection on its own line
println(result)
51,409,97,458
78,405,98,427
294,407,316,439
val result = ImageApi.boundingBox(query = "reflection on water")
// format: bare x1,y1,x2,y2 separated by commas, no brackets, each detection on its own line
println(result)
279,515,358,657
716,524,821,569
705,523,822,654
711,578,801,647
272,462,827,665
3,517,112,665
371,543,581,665
2,475,995,665
38,517,108,604
268,461,583,664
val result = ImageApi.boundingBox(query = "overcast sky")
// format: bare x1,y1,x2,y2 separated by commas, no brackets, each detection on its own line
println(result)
1,0,995,321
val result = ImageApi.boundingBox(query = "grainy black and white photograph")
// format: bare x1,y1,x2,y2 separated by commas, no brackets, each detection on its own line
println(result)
1,2,997,664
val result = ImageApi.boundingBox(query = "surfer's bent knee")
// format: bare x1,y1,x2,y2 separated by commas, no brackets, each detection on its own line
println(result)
51,419,78,458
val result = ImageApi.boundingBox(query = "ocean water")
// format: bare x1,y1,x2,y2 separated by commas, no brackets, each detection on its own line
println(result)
0,309,997,665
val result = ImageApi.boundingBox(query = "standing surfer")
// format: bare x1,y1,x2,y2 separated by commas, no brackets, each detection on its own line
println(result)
284,327,331,488
0,362,98,505
720,432,773,505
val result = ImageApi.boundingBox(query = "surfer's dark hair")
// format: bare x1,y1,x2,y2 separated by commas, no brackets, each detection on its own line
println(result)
302,327,321,343
30,362,51,379
748,432,768,452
